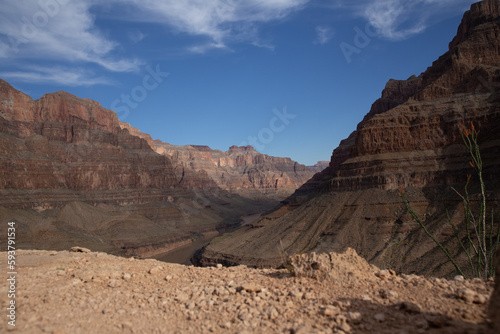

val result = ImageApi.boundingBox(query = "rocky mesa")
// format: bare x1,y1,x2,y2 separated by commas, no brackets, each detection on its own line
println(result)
198,0,500,278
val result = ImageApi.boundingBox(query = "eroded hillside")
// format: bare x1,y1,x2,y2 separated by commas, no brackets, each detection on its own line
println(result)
199,0,500,278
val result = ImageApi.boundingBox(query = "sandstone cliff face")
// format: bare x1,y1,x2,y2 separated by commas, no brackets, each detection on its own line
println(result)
151,141,314,200
307,161,330,173
0,80,280,256
0,80,178,202
200,0,500,277
119,121,157,150
114,120,315,199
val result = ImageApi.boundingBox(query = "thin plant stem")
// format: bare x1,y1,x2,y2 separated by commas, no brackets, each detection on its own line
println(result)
452,185,480,258
401,193,466,278
401,123,496,279
446,206,475,277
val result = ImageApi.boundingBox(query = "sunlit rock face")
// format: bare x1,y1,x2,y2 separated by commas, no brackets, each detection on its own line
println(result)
153,141,314,200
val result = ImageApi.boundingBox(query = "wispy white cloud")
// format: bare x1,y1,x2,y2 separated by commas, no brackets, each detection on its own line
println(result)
0,0,310,86
188,42,231,54
314,26,334,45
120,0,310,52
129,30,147,44
362,0,424,40
0,65,115,86
0,0,310,73
0,41,9,58
0,0,141,72
251,40,275,51
1,0,470,88
347,0,477,41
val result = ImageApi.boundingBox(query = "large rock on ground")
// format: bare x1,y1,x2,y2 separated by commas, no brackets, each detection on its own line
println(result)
290,248,378,283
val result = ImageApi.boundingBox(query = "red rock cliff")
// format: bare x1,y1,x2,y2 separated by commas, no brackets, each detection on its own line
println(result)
150,141,314,200
199,0,500,277
0,79,299,256
0,81,178,200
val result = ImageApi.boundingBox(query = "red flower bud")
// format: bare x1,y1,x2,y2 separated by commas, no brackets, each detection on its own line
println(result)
398,186,405,196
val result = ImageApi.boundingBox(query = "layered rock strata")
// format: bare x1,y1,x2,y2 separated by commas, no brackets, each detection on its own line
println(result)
307,161,330,173
199,0,500,277
153,142,314,200
0,81,287,256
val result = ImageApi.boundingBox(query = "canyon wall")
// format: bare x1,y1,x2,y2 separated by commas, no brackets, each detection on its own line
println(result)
199,0,500,278
114,123,318,200
307,161,330,174
153,142,315,200
0,80,309,256
0,85,178,207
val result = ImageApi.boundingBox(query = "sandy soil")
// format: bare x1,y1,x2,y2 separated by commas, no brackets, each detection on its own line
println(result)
0,248,495,333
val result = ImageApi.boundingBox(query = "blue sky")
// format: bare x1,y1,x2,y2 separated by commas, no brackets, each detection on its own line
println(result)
0,0,477,166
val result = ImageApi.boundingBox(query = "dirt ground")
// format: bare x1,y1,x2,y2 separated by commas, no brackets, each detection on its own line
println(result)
0,248,495,333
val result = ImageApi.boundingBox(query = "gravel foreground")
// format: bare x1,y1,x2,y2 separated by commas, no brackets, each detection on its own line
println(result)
1,248,495,334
